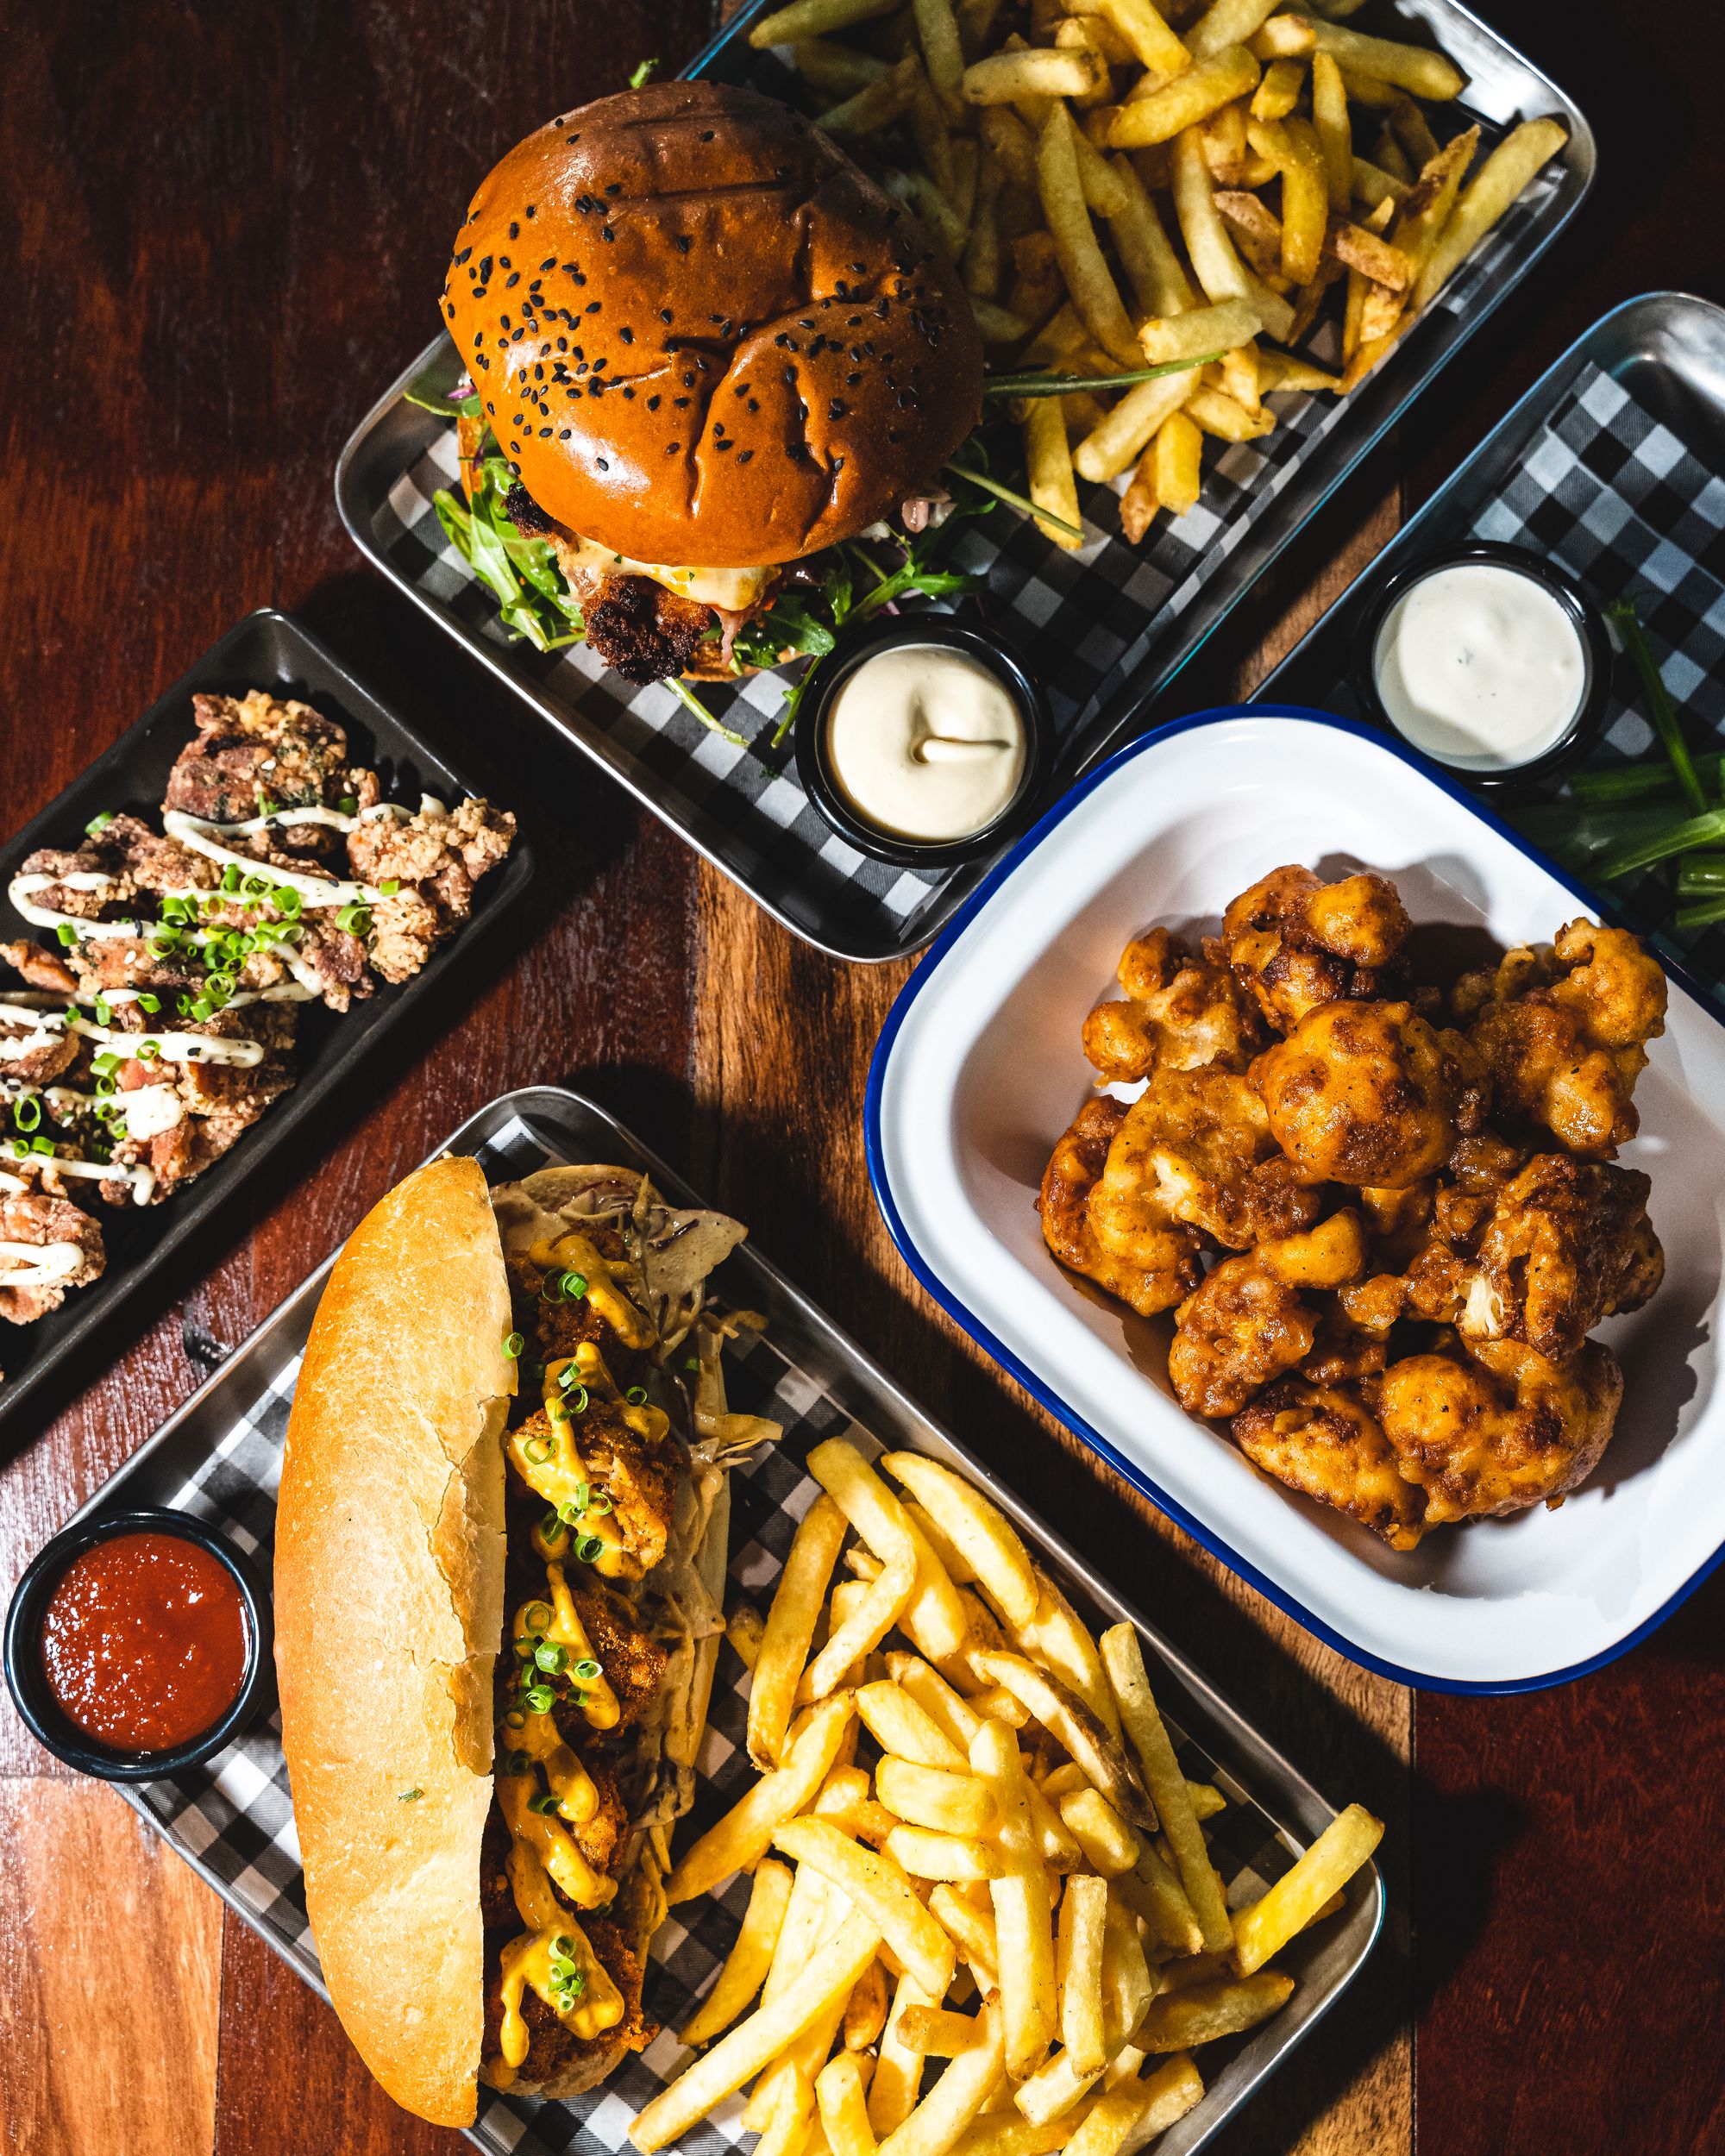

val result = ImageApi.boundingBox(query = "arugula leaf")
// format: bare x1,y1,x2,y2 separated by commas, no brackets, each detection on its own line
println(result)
403,363,481,421
433,461,583,654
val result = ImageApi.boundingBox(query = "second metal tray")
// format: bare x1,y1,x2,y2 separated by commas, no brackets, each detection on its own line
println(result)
54,1085,1382,2155
336,0,1591,963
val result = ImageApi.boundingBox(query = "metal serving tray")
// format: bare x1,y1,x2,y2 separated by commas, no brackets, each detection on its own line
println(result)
336,0,1591,965
57,1085,1381,2156
0,609,532,1439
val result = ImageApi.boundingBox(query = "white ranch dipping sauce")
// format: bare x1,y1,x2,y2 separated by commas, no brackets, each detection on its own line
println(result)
825,644,1026,843
1372,561,1588,772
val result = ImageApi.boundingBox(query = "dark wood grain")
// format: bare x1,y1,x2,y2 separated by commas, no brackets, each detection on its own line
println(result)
0,1,1722,2153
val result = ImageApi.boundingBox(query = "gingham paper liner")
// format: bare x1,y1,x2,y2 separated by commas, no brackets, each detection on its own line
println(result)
1316,359,1725,985
368,70,1563,950
118,1112,1313,2155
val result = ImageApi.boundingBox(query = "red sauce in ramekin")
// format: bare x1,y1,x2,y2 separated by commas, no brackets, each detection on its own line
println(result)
38,1531,249,1753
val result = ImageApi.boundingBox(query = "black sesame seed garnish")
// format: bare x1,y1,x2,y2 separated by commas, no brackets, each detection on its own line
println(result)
700,128,715,141
602,227,615,243
478,256,492,279
747,397,759,412
667,442,681,454
674,395,691,408
559,428,571,438
829,398,845,420
647,393,661,410
586,300,601,313
596,456,609,469
526,204,536,217
620,326,634,344
738,448,753,463
660,307,673,323
674,235,692,254
605,181,621,195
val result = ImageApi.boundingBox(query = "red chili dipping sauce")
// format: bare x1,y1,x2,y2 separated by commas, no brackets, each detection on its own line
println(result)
38,1532,249,1753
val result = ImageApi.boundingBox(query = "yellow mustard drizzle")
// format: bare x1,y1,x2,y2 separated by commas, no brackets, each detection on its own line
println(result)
507,1700,600,1825
490,1844,624,2074
530,1230,653,1349
523,1561,621,1732
511,1346,667,1581
498,1770,617,1912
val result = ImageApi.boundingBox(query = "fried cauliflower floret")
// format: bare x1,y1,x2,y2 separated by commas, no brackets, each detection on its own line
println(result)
1253,1000,1484,1189
1088,1065,1322,1266
1039,1097,1202,1317
1458,1153,1662,1363
1220,865,1412,1033
1376,1335,1622,1526
1169,1211,1370,1416
1232,1378,1426,1549
1455,920,1666,1157
1082,928,1264,1081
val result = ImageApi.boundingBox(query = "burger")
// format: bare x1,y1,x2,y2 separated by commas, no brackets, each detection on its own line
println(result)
273,1154,779,2124
428,77,986,717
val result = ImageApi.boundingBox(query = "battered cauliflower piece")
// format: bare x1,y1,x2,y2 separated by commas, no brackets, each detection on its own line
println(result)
1088,1064,1321,1260
1457,1154,1662,1363
1232,1378,1426,1549
1168,1210,1368,1417
1455,920,1666,1157
1221,865,1411,1033
1082,928,1264,1081
1377,1336,1623,1526
1039,1097,1202,1317
1254,1000,1483,1189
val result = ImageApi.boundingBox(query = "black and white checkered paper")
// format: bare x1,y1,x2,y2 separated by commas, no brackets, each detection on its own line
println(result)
1317,359,1725,987
364,53,1562,952
124,1114,1307,2156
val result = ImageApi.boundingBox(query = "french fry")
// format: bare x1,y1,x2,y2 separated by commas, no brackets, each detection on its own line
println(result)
1112,1845,1201,1957
1052,17,1120,106
1059,2080,1161,2156
750,0,903,45
1010,1571,1120,1738
965,47,1107,102
954,2112,1088,2156
1151,410,1201,515
821,53,924,135
1213,188,1282,276
1023,394,1086,550
801,1441,925,1700
888,1653,986,1752
1100,1892,1153,2042
1186,1780,1226,1821
1324,216,1413,288
1170,127,1294,340
877,1997,1006,2156
1309,49,1350,210
972,1718,1058,2078
887,1823,1007,1882
1037,103,1141,366
963,145,1005,297
872,1973,940,2136
882,1453,1041,1631
1250,56,1302,121
1411,116,1566,311
1135,1971,1295,2051
680,1857,795,2046
820,2051,882,2156
915,0,968,113
1070,124,1133,216
1102,154,1196,316
728,1601,766,1673
971,1679,1033,1728
879,1755,1000,1836
1057,1874,1109,2076
1256,345,1340,392
882,164,970,257
859,1679,971,1771
1013,2043,1108,2128
1246,114,1326,281
1137,293,1259,363
900,2003,994,2055
797,39,893,94
971,1652,1155,1833
1371,118,1414,183
1101,1626,1233,1957
775,1817,960,1999
1026,1781,1085,1870
1100,45,1259,147
931,1881,1001,1984
847,1959,892,2050
956,0,1007,52
751,1495,849,1766
1341,66,1401,107
1233,1803,1383,1974
1350,154,1408,210
668,1691,856,1902
1389,93,1440,169
1067,0,1190,74
1196,98,1245,181
1186,385,1273,440
1184,0,1283,59
1116,2058,1204,2156
1057,1786,1139,1877
629,1909,883,2152
1256,13,1465,98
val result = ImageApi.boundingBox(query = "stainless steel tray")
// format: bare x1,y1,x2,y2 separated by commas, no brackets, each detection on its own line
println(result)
336,3,1591,964
53,1084,1382,2155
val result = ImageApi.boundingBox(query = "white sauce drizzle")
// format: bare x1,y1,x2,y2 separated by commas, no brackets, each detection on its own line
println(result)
0,1238,85,1287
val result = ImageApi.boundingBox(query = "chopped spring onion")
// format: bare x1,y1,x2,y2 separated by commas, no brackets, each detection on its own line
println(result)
534,1642,568,1674
398,1788,423,1802
85,812,115,837
573,1658,600,1683
575,1534,605,1564
523,1683,555,1714
527,1789,561,1814
625,1386,649,1406
336,903,373,937
14,1097,41,1132
522,1601,553,1633
503,1329,524,1358
523,1432,555,1465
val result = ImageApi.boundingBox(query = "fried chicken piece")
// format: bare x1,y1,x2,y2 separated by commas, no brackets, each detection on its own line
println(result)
0,1189,104,1324
0,940,78,994
1376,1335,1622,1526
1450,1153,1662,1363
1220,865,1411,1032
1455,920,1666,1157
347,797,518,984
1082,928,1264,1081
1168,1211,1368,1416
560,1578,669,1733
164,691,380,849
1039,1097,1201,1318
513,1397,678,1579
0,1000,80,1087
1233,1378,1426,1549
1089,1064,1322,1262
1253,1000,1483,1189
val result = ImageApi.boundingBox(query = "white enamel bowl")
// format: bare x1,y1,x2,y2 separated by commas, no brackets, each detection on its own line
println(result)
866,707,1725,1692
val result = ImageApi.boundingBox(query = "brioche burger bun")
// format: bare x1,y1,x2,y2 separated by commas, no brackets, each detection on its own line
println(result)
274,1155,756,2125
440,78,985,681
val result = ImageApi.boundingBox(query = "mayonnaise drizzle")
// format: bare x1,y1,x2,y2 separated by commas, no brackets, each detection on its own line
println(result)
0,1238,85,1287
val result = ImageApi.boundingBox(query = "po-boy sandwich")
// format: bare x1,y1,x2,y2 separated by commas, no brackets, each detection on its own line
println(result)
274,1153,776,2125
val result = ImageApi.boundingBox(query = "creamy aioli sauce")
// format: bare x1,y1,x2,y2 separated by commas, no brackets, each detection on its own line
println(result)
825,645,1027,843
1373,562,1588,771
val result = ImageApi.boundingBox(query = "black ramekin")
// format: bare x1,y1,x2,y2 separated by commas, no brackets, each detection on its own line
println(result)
4,1506,272,1781
1352,541,1613,793
796,616,1054,868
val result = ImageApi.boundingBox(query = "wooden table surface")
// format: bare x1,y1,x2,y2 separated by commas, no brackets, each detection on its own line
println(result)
3,3,1722,2153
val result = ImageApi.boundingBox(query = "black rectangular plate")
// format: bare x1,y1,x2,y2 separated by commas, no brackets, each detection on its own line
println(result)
0,607,534,1438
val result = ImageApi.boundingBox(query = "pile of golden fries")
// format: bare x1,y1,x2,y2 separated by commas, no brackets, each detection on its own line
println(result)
744,0,1566,548
627,1438,1383,2156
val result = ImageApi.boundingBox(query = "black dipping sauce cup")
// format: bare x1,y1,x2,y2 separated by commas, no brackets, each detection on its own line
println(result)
4,1507,272,1782
796,617,1054,868
1352,541,1613,793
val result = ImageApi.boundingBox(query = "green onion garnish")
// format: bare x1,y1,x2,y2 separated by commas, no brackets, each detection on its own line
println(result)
625,1386,648,1406
561,1271,588,1300
380,878,401,896
85,812,115,837
522,1602,553,1633
573,1658,600,1683
683,1355,700,1374
15,1097,41,1132
575,1535,605,1564
338,795,358,816
527,1789,560,1814
503,1329,524,1358
523,1433,555,1466
137,993,160,1014
336,903,373,936
398,1788,423,1802
56,924,77,948
586,1491,613,1516
523,1683,555,1714
535,1642,569,1674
